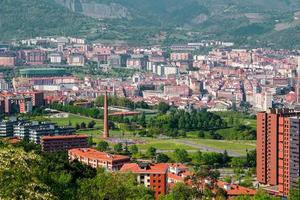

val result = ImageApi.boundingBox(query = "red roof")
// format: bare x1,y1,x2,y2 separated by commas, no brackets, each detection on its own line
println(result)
42,135,88,140
168,173,184,182
120,163,168,174
217,181,256,196
69,148,130,162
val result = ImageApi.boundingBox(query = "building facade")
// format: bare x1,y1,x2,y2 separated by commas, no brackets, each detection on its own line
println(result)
257,108,300,196
68,148,130,171
41,135,88,152
120,163,168,199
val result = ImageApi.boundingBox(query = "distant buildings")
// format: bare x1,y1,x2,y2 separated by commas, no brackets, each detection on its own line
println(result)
67,53,85,66
19,68,68,78
0,120,18,137
0,91,44,114
0,118,75,144
68,148,130,171
0,52,16,66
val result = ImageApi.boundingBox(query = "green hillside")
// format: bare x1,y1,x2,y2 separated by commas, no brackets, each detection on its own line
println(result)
0,0,98,40
1,0,300,48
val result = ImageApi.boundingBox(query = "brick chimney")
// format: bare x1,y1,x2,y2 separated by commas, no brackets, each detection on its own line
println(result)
103,91,109,138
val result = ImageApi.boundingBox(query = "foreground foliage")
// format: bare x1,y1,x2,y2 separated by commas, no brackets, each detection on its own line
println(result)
0,142,154,200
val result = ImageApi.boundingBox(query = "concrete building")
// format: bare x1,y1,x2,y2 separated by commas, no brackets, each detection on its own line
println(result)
67,54,85,66
0,53,16,66
68,148,130,171
0,120,18,137
29,125,75,144
257,108,300,196
49,53,63,64
41,135,88,152
120,163,168,199
21,50,47,65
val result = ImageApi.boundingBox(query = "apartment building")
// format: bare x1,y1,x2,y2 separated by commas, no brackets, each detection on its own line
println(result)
68,148,130,171
120,163,168,199
257,108,300,196
41,135,88,152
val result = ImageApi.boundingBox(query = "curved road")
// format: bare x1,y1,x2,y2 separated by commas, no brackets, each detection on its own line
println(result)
176,140,242,157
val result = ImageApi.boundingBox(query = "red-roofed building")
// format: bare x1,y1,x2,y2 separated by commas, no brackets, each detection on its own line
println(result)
68,148,130,171
216,181,256,199
41,135,89,152
120,163,168,199
167,163,191,184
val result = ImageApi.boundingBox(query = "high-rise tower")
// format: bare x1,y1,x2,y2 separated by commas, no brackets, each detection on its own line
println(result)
103,91,109,138
257,108,300,196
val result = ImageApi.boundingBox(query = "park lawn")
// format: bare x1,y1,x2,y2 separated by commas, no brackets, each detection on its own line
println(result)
137,139,198,151
186,139,256,155
49,114,104,129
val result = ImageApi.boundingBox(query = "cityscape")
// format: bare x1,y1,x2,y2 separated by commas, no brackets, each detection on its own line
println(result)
1,1,300,200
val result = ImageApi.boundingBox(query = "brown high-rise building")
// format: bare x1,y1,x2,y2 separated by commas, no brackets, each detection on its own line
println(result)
257,108,300,196
103,91,109,138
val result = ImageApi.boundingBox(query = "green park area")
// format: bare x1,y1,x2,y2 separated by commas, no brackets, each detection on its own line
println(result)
47,109,257,157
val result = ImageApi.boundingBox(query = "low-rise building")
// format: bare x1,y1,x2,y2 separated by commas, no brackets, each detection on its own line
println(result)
68,148,130,171
49,53,63,64
0,120,18,137
41,135,88,152
0,52,16,66
67,53,85,66
120,163,168,199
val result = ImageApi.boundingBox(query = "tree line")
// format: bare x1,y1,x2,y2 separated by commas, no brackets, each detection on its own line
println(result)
95,95,150,110
50,103,103,119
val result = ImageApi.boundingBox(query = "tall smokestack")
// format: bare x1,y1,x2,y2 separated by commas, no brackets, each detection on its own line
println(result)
103,90,109,138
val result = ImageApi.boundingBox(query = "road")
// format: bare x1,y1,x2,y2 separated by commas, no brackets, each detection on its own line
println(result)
177,140,242,157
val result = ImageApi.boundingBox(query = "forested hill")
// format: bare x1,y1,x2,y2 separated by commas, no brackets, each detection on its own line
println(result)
1,0,300,48
0,0,98,41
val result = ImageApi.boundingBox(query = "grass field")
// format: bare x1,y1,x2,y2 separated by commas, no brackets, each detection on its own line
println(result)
137,139,198,151
48,112,256,156
49,114,104,129
185,139,256,155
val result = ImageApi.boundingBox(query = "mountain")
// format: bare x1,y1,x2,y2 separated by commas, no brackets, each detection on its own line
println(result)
1,0,300,48
0,0,99,41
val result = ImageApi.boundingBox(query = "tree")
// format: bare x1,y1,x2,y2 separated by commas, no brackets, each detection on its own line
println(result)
230,157,247,168
75,123,81,130
215,187,227,200
138,112,147,127
222,150,230,165
246,150,256,168
193,150,203,165
198,130,205,138
158,102,170,114
77,169,155,200
88,121,96,129
173,149,189,163
87,136,94,146
160,183,195,200
289,178,300,200
97,141,109,152
0,146,55,199
203,187,214,199
146,146,157,158
114,143,123,153
81,122,87,129
156,153,170,163
129,145,139,155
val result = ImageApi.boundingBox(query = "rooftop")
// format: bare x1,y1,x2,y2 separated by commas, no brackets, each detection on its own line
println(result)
120,163,168,174
69,148,130,162
42,134,88,140
217,181,256,196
